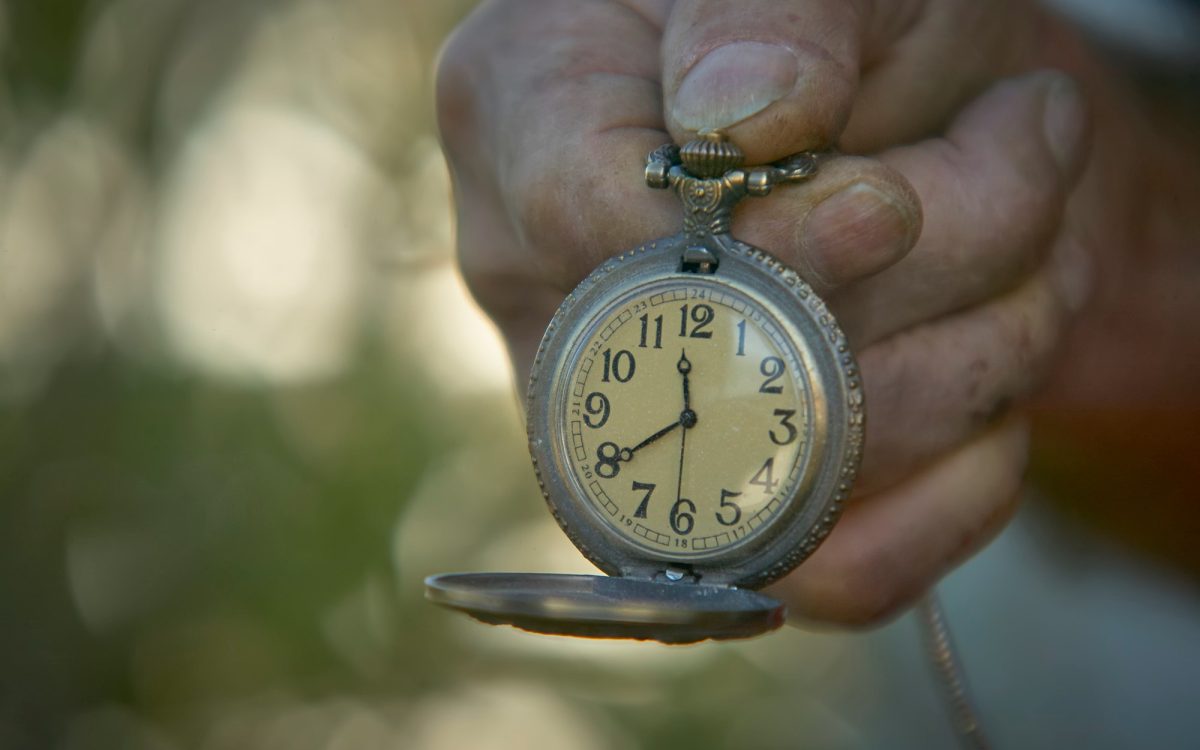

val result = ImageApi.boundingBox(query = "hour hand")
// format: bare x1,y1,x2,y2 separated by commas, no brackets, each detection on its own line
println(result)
622,419,682,460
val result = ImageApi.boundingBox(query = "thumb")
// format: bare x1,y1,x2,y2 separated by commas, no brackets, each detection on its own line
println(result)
661,0,864,163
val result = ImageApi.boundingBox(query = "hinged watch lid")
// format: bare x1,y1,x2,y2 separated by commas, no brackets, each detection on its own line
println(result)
424,572,785,644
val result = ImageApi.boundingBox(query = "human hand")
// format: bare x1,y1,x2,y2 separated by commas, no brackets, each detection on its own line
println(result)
437,0,1096,625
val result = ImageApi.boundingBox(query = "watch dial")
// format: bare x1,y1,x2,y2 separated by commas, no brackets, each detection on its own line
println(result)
559,278,813,560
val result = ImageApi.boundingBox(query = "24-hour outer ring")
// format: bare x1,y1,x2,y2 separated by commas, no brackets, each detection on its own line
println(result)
527,235,864,590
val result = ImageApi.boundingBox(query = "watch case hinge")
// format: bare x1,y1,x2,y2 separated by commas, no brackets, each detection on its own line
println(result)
654,565,701,585
680,245,719,274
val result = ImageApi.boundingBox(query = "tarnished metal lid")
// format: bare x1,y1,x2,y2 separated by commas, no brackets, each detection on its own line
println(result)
424,572,785,644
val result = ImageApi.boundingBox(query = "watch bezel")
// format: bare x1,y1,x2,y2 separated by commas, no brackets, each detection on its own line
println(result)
527,234,864,589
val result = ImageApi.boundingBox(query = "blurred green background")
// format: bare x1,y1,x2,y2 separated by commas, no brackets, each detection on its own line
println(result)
0,2,931,748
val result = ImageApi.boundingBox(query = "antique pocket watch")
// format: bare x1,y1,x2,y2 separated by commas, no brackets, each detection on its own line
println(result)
426,132,864,644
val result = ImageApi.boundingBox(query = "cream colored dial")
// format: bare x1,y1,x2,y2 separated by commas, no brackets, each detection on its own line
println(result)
561,278,812,559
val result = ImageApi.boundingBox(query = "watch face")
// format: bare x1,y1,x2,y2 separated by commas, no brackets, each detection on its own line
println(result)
555,277,814,560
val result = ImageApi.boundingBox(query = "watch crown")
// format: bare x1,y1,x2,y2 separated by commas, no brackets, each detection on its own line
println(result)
680,131,744,178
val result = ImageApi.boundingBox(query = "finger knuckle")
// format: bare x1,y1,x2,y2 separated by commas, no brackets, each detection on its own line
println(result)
823,551,913,628
434,19,492,150
509,131,648,278
966,278,1066,428
435,62,474,150
1001,279,1065,391
508,151,578,244
990,158,1065,253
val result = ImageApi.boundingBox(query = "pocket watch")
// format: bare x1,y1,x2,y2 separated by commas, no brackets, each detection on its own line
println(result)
426,132,864,644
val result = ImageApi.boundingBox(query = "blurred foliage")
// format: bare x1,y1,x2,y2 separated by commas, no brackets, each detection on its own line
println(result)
4,0,90,105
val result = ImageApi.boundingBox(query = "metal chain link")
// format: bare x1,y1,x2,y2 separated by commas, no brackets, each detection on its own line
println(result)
917,592,992,750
